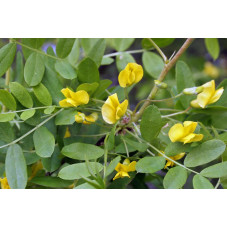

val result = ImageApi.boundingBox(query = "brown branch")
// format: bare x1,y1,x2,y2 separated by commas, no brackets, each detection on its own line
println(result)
132,38,194,122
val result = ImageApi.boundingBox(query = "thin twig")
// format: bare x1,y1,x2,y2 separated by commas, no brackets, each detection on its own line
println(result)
0,109,63,150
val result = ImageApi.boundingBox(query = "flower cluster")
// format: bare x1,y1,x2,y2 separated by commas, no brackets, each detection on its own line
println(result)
58,62,225,182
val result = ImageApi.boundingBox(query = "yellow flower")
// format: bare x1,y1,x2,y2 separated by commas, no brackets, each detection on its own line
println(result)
0,177,10,189
101,93,128,124
162,151,185,169
191,80,224,108
64,127,71,138
168,121,203,144
59,88,89,108
28,161,43,181
113,159,136,181
75,112,98,124
118,63,143,87
203,62,219,79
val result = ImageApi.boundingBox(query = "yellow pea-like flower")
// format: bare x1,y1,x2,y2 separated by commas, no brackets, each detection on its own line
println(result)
190,80,224,108
168,121,203,144
59,88,89,108
161,151,185,169
113,159,136,181
75,112,98,125
0,177,10,189
101,93,128,124
118,63,143,88
203,62,219,79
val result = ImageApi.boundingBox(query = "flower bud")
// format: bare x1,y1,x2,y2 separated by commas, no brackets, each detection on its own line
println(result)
154,80,168,89
183,86,203,95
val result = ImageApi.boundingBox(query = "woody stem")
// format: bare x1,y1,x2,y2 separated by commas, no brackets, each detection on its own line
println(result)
132,38,194,122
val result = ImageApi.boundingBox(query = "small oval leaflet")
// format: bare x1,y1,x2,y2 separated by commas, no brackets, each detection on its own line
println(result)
5,144,27,189
20,109,36,121
142,51,164,78
24,52,45,86
200,161,227,178
163,166,188,189
0,112,15,122
58,162,103,180
55,61,77,80
77,57,100,83
9,82,33,108
33,83,52,106
0,43,17,77
0,90,17,110
184,139,226,167
140,105,163,143
192,175,214,189
33,126,55,158
136,156,166,173
61,143,104,160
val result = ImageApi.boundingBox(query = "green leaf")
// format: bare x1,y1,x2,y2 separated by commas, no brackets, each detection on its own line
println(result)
42,66,64,105
0,89,17,110
21,38,45,60
93,79,112,98
58,162,103,180
81,38,100,54
0,122,14,143
5,144,27,189
163,166,188,189
20,109,36,121
106,156,121,177
15,51,24,84
184,139,226,167
56,38,75,58
116,53,135,72
76,82,99,96
77,58,100,83
67,39,80,66
41,146,62,172
24,52,45,86
205,38,220,60
33,126,55,158
33,83,52,106
0,43,17,77
176,61,195,108
44,106,55,114
112,38,135,51
142,38,175,49
55,60,77,79
87,38,106,67
30,176,73,188
136,156,166,173
192,175,214,189
55,109,77,125
61,143,104,160
101,57,114,66
9,82,33,108
142,51,164,78
140,105,163,143
165,142,190,157
0,113,15,122
201,162,227,178
24,152,40,165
